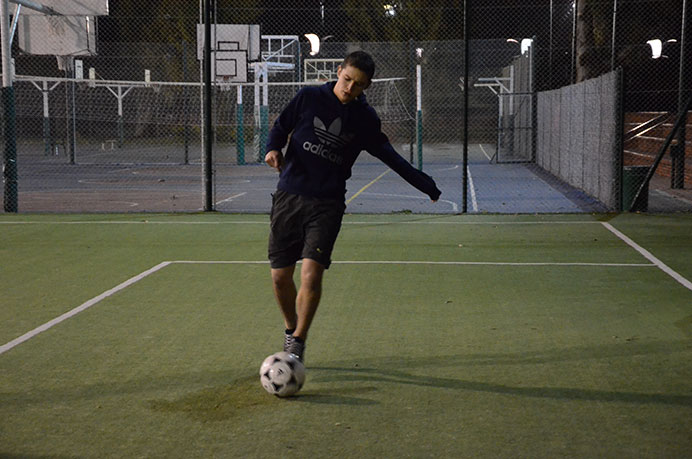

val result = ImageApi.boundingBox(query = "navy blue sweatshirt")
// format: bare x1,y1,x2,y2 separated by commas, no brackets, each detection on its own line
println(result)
266,81,441,201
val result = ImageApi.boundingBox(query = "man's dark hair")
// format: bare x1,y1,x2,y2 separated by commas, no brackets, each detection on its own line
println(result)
342,51,375,81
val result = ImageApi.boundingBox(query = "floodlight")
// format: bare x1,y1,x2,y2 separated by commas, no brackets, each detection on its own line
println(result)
647,39,662,59
305,33,320,56
521,38,533,55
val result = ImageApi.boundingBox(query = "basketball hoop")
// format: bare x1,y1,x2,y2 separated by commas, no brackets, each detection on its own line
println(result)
218,75,233,91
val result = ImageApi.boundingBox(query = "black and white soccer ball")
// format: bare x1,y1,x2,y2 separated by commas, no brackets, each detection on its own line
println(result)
259,351,306,397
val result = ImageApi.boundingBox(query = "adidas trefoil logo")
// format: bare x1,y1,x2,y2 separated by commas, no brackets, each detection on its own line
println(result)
302,116,351,165
313,117,345,148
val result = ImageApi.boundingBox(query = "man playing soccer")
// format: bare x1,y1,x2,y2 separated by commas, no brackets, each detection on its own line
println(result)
265,51,441,362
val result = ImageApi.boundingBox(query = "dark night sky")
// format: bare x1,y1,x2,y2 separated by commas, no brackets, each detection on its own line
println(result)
96,0,687,102
102,1,684,45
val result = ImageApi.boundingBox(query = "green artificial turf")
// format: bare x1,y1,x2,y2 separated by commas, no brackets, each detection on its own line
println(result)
1,213,691,457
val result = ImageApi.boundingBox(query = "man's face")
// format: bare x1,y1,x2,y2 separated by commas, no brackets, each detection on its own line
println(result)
333,64,371,104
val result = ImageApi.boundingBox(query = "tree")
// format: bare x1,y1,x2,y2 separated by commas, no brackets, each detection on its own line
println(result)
341,0,462,42
575,0,683,86
575,0,611,81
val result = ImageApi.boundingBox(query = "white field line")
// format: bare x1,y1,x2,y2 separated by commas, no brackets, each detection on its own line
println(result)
0,220,605,226
174,260,654,267
0,221,272,225
334,261,653,266
344,221,603,225
0,261,172,356
601,222,692,292
0,257,657,356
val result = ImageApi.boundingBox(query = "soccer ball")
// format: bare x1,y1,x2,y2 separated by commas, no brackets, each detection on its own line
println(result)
259,351,306,397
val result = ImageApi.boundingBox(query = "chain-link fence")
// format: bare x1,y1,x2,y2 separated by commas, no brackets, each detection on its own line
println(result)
1,0,690,213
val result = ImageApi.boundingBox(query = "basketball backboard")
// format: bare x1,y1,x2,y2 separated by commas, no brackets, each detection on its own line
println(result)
15,0,108,56
18,16,98,55
19,0,109,15
197,24,260,83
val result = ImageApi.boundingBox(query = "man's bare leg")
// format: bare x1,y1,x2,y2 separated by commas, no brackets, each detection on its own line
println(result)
270,265,297,331
270,259,325,360
293,258,325,340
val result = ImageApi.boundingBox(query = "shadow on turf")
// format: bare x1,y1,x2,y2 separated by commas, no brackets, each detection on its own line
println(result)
4,339,691,419
147,376,379,421
309,365,692,407
303,338,692,407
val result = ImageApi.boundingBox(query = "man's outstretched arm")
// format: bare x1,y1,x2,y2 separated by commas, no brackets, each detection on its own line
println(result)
369,141,441,202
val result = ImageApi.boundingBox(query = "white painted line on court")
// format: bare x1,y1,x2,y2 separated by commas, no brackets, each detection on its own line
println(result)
216,192,247,205
346,169,391,205
0,261,172,356
443,199,459,213
433,164,461,172
467,165,479,212
479,144,493,161
602,222,692,292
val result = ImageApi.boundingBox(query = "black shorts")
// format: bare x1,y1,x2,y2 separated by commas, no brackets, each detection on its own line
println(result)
268,190,346,269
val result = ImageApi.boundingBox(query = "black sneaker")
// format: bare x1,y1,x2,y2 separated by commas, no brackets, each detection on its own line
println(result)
283,331,293,353
284,335,305,362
